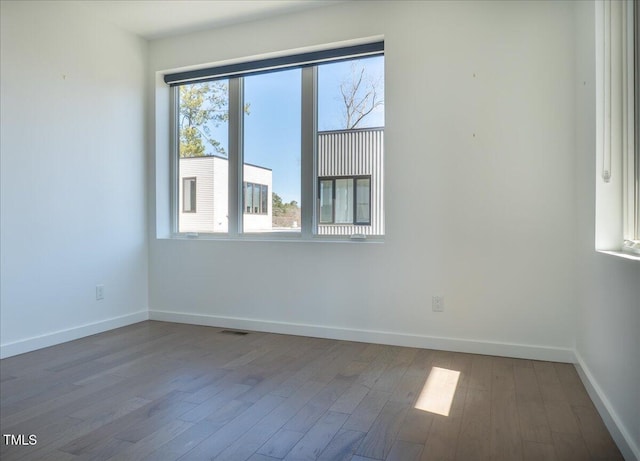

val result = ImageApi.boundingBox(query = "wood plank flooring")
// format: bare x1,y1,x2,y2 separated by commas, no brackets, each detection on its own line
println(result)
0,321,623,461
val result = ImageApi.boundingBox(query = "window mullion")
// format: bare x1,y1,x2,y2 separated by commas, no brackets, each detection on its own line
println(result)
635,0,640,240
301,66,317,237
170,86,179,234
228,78,243,235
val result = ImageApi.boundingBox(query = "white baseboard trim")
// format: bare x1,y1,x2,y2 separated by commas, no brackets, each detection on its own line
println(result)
148,310,575,363
574,351,639,461
0,310,149,359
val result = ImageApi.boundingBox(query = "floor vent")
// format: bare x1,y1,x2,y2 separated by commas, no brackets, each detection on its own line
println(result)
219,329,249,336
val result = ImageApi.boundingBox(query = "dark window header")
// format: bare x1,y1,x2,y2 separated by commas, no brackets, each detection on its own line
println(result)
164,41,384,86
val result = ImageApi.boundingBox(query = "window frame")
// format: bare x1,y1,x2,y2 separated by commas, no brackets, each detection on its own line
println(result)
623,0,640,253
317,175,372,226
631,0,640,243
168,42,384,241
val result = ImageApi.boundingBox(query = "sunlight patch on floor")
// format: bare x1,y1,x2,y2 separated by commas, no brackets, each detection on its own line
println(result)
414,366,460,416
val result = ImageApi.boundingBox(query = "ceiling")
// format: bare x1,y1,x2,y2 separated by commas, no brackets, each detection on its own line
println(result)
78,0,340,40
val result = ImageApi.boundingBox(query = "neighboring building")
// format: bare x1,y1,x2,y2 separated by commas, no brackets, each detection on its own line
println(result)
179,156,272,233
317,127,384,236
178,127,383,236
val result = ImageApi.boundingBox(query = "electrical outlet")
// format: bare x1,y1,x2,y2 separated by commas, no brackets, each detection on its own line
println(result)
432,295,444,312
96,285,104,301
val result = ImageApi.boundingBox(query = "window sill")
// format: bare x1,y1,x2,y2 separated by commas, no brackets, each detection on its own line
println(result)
163,233,384,244
596,249,640,262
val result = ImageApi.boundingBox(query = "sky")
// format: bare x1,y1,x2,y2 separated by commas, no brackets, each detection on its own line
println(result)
190,55,384,204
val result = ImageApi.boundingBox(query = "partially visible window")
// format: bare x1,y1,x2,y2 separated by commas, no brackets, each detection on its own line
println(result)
623,0,640,254
597,0,639,256
631,0,640,246
244,182,268,215
182,177,196,213
318,176,371,225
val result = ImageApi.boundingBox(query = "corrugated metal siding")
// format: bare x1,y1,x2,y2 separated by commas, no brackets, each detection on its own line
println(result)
317,128,384,236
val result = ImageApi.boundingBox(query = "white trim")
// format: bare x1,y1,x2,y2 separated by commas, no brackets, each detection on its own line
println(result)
148,309,575,363
0,311,149,359
574,351,640,461
597,248,640,261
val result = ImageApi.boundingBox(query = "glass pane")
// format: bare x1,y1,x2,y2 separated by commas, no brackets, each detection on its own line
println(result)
178,80,229,233
317,56,384,235
243,69,301,232
261,185,268,215
319,180,333,223
335,178,354,224
182,179,192,212
252,183,260,214
356,178,370,224
318,56,384,131
245,183,252,213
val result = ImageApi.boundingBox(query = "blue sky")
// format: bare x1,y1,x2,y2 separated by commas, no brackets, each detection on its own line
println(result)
198,56,384,204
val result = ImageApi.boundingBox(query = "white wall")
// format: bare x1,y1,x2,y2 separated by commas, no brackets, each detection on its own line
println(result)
0,1,149,357
149,1,577,361
574,2,640,459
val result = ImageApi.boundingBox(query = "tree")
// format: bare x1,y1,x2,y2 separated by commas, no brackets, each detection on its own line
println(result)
340,61,384,129
179,81,249,157
272,192,300,228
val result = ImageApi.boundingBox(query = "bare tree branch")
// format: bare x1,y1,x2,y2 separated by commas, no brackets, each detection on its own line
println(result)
340,63,384,129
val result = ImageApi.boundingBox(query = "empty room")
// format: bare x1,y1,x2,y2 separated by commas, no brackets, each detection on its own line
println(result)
1,1,639,460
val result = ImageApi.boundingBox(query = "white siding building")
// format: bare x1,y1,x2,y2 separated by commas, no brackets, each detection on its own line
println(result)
179,129,383,236
179,156,272,233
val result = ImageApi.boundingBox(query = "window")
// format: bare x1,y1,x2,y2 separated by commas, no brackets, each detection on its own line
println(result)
629,0,640,252
167,42,384,239
182,177,196,213
244,182,268,215
596,0,640,256
318,176,371,225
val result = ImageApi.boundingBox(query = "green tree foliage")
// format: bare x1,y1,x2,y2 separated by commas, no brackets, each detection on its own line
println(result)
179,81,249,157
272,192,299,215
272,192,300,228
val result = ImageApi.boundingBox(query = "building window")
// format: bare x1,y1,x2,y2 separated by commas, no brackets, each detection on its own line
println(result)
182,177,196,213
318,176,371,225
244,182,268,215
167,42,384,239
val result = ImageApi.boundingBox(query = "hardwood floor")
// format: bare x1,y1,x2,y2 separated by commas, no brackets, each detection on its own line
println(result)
0,321,623,461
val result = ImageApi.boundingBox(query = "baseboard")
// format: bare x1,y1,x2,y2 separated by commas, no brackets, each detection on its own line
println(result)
574,351,639,461
148,310,575,363
0,310,149,359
